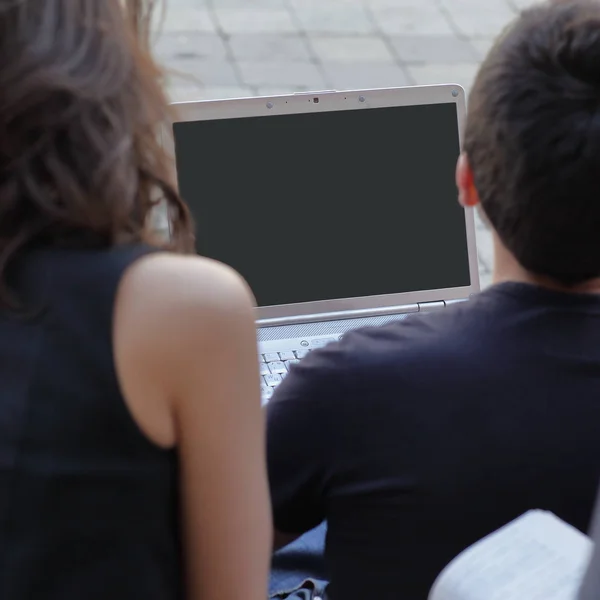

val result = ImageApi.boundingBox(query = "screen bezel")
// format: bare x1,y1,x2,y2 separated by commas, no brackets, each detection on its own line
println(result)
164,85,480,325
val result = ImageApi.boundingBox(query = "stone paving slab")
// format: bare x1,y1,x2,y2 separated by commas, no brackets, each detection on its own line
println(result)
388,34,479,64
238,60,326,88
228,34,313,62
155,0,542,288
311,36,395,62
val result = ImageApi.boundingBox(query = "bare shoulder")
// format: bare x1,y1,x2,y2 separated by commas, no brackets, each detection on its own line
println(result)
118,252,255,325
113,252,258,448
115,251,257,373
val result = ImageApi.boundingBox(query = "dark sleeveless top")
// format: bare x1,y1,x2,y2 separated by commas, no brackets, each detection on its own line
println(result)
0,245,182,599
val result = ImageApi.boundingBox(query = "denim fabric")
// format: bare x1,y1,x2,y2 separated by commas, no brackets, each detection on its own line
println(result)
269,578,328,600
269,522,328,597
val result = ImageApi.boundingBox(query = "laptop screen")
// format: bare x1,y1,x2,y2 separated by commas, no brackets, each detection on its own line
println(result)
173,102,471,308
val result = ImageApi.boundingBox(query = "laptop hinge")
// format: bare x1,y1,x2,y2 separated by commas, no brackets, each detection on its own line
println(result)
257,303,420,328
445,297,470,306
417,300,446,311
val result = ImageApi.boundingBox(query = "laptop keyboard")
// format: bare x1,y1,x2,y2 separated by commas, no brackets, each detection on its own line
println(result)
260,348,312,404
257,301,466,405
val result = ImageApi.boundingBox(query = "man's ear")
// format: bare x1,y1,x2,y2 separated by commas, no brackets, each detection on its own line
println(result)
456,153,480,208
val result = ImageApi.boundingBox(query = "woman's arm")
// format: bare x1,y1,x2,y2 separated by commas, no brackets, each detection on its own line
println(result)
114,253,272,600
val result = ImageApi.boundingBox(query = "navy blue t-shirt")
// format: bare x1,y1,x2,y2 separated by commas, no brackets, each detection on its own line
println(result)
267,283,600,600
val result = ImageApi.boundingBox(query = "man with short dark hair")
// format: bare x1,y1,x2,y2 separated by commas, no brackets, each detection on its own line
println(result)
267,1,600,599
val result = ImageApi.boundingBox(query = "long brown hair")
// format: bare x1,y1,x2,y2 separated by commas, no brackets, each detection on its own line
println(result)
0,0,194,308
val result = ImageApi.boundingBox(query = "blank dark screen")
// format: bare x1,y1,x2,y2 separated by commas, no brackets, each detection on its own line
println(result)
173,103,470,307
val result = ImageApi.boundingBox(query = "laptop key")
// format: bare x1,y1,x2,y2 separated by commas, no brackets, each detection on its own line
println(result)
269,361,287,375
264,373,283,387
279,351,296,361
259,363,270,376
261,386,274,404
264,353,280,363
286,359,300,370
295,349,310,359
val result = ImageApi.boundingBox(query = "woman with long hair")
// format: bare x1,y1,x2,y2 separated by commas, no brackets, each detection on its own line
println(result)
0,2,271,599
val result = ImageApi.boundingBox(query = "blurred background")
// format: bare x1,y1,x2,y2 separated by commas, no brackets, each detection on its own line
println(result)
152,0,538,288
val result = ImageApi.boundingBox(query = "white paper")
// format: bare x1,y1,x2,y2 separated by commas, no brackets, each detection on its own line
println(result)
429,510,593,600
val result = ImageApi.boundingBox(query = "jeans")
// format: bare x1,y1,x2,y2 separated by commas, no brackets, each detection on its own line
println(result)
269,522,328,599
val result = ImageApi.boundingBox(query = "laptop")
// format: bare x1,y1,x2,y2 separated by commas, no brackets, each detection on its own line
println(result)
163,85,480,405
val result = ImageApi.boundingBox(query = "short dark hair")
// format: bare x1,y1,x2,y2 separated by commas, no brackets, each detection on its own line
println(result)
0,1,194,309
464,0,600,285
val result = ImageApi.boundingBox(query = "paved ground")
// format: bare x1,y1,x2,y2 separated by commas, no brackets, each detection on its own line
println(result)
154,0,539,288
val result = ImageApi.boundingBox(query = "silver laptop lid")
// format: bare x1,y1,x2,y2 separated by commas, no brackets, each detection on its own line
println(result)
166,85,480,326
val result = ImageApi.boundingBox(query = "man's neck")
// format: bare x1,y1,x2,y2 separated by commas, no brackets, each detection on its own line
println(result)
492,235,600,295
